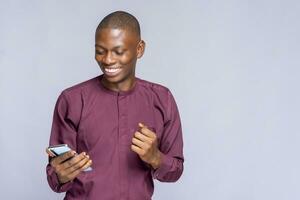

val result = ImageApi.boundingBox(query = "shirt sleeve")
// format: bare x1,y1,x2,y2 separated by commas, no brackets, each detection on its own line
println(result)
46,92,79,193
152,90,184,182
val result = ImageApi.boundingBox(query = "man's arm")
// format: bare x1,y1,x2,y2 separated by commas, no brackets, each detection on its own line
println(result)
131,90,184,182
46,92,91,192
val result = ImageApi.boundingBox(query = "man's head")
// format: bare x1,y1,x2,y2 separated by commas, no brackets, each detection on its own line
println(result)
95,11,145,91
96,10,141,40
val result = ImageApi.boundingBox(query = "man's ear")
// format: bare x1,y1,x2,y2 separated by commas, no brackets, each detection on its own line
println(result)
137,40,145,59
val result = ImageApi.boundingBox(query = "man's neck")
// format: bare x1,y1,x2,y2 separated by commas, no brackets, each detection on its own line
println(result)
101,77,136,92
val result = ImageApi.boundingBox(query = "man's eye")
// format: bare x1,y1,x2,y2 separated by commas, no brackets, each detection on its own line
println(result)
96,50,104,55
115,51,124,56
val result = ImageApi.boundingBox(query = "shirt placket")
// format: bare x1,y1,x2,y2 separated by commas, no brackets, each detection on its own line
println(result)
117,94,129,200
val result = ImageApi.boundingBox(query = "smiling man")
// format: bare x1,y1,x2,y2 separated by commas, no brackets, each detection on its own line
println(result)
46,11,184,200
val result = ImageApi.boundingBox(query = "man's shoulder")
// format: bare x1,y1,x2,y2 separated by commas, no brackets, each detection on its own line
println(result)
61,76,100,97
137,78,178,114
137,78,170,94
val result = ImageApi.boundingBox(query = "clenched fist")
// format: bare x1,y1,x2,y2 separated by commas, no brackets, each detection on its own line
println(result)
131,123,162,169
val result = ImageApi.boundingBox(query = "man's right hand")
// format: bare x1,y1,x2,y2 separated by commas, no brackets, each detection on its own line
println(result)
49,151,92,184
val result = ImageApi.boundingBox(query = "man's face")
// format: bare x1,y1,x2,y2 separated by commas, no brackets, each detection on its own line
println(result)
95,28,144,85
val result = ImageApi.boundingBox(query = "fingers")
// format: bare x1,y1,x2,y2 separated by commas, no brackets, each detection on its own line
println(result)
131,132,156,158
138,123,156,138
132,123,157,151
52,152,93,184
50,150,76,167
66,159,93,181
134,131,151,143
138,122,145,128
81,159,93,171
132,137,150,149
65,154,91,173
131,144,145,156
60,152,88,171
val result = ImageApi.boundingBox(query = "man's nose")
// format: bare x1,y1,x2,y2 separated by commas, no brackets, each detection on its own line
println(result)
102,52,115,65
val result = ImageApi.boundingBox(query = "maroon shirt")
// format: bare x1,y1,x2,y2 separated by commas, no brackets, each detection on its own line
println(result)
46,75,184,200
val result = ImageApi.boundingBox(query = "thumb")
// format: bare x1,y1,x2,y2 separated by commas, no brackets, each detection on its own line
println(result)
138,122,148,128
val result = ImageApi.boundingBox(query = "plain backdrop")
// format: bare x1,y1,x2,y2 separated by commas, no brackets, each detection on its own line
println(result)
0,0,299,199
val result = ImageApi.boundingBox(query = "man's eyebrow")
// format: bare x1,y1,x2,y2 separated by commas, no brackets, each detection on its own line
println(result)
95,44,104,48
95,44,124,50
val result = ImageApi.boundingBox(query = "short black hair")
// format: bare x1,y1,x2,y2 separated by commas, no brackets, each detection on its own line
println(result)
96,11,141,38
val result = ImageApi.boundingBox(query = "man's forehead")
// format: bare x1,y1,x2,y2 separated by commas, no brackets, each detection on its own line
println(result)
95,28,140,46
96,27,139,39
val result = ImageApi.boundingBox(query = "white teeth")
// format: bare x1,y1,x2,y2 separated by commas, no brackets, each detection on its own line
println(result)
105,68,121,73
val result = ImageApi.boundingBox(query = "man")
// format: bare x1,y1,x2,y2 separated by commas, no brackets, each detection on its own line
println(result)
46,11,184,200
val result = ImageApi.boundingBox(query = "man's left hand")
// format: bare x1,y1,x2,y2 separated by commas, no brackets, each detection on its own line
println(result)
131,123,161,169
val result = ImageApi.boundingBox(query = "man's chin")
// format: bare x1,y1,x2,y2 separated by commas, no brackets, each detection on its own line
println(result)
102,74,122,83
102,73,135,88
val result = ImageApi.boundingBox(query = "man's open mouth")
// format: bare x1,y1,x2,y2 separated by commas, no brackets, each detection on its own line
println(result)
103,67,122,76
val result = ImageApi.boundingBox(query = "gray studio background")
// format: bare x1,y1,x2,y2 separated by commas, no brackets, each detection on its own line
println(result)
0,0,299,199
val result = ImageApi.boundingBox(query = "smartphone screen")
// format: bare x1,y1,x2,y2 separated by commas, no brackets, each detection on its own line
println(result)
48,144,71,156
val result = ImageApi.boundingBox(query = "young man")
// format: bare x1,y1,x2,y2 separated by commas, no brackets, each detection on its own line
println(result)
46,11,184,200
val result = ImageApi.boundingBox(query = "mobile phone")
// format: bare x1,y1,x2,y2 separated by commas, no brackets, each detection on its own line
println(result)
47,144,92,171
47,144,72,157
